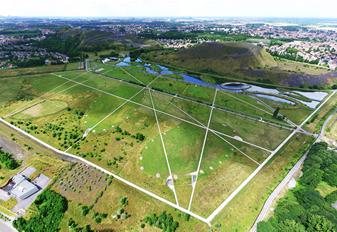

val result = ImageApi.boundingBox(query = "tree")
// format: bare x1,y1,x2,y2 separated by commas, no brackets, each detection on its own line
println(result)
273,107,280,118
306,215,335,232
257,221,276,232
277,220,306,232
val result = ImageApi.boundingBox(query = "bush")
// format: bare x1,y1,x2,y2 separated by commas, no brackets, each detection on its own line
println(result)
0,148,20,169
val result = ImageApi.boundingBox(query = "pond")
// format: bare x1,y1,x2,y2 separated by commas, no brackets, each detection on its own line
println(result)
157,65,174,75
254,94,296,105
246,85,279,95
180,74,214,88
116,62,130,67
294,91,328,101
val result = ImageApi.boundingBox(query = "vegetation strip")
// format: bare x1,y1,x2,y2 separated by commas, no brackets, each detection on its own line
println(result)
95,69,293,130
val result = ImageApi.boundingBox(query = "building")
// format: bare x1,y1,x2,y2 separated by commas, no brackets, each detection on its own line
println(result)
10,174,39,200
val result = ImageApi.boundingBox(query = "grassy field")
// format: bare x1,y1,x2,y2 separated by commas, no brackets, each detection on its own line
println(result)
191,132,259,216
316,181,337,198
0,63,81,78
0,64,322,231
324,111,337,141
210,108,291,150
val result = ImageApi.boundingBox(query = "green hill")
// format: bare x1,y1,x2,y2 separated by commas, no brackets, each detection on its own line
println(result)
143,42,277,76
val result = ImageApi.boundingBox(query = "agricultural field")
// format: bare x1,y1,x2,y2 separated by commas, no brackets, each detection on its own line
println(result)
0,58,333,230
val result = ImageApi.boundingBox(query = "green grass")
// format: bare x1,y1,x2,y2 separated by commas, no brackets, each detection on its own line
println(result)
215,91,274,121
150,90,212,125
0,63,80,78
14,100,68,119
191,133,258,216
0,65,319,231
143,115,206,208
316,181,337,198
150,76,216,103
254,94,313,124
210,108,291,150
66,102,177,203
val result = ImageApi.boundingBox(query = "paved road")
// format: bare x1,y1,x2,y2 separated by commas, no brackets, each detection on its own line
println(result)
0,219,17,232
249,154,308,232
318,108,336,140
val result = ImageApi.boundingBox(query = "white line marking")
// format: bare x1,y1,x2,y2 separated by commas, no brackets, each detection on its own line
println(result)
218,91,273,115
99,69,291,130
148,89,180,206
188,89,218,210
119,67,145,85
62,75,160,152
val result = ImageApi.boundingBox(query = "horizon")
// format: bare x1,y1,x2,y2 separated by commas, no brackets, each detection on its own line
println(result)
1,0,337,19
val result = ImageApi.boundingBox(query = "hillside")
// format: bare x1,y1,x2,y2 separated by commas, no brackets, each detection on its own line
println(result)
142,42,337,87
178,42,277,71
142,42,276,75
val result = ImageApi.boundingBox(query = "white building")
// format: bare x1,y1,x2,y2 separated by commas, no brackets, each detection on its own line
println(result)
10,174,39,200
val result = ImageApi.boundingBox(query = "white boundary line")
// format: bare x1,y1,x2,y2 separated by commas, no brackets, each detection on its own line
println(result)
89,87,146,132
187,89,218,210
214,134,261,165
206,90,336,223
210,129,273,153
0,117,210,226
148,89,180,206
2,70,334,226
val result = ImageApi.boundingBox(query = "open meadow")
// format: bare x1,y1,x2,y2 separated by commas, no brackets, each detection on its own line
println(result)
0,59,332,229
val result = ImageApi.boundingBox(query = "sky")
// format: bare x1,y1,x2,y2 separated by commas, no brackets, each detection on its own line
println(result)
1,0,336,18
